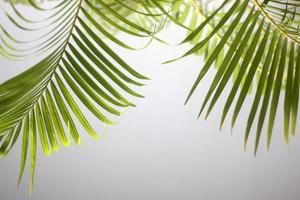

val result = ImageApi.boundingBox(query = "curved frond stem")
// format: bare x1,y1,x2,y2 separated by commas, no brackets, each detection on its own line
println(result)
252,0,300,45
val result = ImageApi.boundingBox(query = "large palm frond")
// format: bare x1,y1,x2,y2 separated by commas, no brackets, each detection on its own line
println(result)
0,0,167,192
171,0,299,154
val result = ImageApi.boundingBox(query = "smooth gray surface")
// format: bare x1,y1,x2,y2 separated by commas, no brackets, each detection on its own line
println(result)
1,3,300,200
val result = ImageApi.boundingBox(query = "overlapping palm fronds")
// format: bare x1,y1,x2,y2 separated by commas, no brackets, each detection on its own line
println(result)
1,0,300,193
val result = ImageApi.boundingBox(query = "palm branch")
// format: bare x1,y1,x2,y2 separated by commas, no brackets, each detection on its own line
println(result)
168,0,299,154
0,0,164,193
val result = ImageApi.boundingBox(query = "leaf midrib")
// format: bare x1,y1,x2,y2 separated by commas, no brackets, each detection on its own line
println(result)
252,0,300,45
6,0,84,134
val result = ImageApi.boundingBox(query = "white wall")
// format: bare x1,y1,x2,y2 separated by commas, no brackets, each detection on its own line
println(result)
1,2,300,200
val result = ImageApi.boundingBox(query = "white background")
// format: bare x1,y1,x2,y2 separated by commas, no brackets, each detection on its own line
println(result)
1,3,300,199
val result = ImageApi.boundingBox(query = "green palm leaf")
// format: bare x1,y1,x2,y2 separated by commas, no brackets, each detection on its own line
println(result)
0,0,162,193
174,0,299,154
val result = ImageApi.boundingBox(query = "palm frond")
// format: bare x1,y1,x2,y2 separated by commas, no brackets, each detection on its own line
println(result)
0,0,163,192
175,0,299,154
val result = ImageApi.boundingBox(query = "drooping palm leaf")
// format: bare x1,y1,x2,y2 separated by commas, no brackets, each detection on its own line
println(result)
0,0,167,193
175,0,299,154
